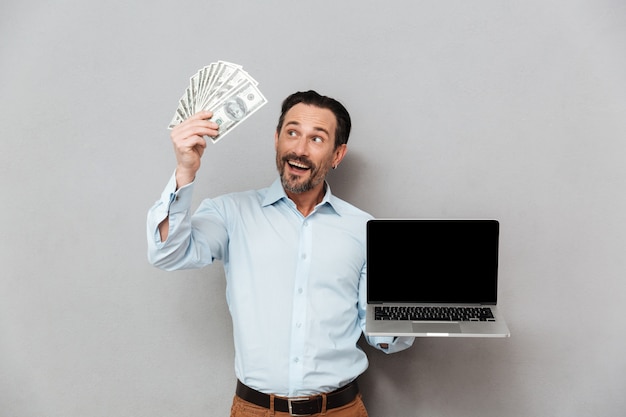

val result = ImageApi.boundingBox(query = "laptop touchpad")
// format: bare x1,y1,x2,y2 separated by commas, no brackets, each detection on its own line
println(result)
413,322,461,334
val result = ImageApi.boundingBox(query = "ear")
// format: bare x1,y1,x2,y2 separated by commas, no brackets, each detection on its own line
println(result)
332,144,348,168
274,131,279,149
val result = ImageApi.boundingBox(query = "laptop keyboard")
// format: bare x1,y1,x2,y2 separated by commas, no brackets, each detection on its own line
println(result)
374,306,495,321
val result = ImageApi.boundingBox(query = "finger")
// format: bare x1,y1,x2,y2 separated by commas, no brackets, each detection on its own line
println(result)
191,110,213,120
175,135,207,159
180,134,207,151
171,111,213,133
172,119,219,142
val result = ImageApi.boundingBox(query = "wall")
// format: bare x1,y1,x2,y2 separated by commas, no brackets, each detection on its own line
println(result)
1,1,625,416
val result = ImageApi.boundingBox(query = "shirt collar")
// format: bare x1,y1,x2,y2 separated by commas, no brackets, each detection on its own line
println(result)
263,178,341,216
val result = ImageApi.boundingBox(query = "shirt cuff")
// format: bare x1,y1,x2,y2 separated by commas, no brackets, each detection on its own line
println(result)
159,172,194,214
370,336,415,354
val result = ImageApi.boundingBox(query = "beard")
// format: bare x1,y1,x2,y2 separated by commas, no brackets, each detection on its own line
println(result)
276,152,331,194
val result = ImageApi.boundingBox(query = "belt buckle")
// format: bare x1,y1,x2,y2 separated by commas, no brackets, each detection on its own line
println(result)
287,397,311,416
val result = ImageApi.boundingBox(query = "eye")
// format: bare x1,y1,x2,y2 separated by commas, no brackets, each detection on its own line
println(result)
312,136,323,143
287,130,298,137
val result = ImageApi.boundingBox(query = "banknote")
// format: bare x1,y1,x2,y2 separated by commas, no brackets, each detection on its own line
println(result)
168,61,267,142
209,79,268,143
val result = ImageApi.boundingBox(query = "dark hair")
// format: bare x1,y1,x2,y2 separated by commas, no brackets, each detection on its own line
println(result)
276,90,351,148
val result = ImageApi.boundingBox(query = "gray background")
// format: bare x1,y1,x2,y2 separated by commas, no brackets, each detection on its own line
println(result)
1,1,625,416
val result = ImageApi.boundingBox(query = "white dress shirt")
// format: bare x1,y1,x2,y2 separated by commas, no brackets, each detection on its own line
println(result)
147,174,413,396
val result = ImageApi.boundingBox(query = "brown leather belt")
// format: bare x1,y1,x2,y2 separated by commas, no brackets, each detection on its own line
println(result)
236,380,359,416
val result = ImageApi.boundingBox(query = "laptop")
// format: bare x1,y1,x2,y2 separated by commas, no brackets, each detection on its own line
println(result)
365,219,510,338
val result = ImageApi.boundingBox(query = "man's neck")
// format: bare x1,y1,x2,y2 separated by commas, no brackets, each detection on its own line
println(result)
285,183,326,217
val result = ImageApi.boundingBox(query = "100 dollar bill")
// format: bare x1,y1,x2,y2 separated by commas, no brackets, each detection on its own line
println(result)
208,80,267,143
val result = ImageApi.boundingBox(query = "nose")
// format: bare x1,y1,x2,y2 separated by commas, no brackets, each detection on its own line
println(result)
292,137,309,156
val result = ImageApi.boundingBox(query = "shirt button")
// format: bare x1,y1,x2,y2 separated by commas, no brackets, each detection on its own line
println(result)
301,253,307,260
298,288,303,294
294,357,300,363
303,221,308,227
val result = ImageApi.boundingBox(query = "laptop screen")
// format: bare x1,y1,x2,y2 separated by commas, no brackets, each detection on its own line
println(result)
367,219,499,304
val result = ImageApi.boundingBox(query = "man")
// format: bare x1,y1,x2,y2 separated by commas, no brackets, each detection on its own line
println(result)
147,90,414,416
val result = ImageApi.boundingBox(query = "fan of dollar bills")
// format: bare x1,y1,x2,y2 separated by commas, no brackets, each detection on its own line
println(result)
168,61,268,143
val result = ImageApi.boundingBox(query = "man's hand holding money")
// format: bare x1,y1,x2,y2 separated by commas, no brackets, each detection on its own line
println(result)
168,61,267,144
170,110,219,189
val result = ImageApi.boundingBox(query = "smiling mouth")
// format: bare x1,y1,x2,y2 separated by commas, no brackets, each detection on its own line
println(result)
288,160,310,171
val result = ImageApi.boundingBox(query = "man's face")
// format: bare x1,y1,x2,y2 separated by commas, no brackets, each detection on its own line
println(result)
275,103,346,194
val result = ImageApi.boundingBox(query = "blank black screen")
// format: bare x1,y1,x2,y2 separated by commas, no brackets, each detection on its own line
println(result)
367,219,499,304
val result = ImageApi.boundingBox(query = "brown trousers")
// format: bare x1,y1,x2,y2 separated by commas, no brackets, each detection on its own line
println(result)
229,393,369,417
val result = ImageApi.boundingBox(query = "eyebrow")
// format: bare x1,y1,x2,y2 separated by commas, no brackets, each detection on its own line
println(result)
284,121,331,137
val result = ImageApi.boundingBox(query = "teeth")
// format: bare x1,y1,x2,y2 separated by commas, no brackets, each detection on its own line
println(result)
289,160,309,169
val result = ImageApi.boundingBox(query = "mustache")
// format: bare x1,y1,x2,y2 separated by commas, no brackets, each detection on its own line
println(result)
282,153,315,169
